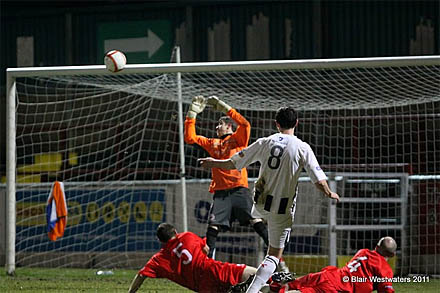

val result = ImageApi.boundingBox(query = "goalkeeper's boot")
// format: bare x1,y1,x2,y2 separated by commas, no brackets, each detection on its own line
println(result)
228,274,255,292
271,272,295,284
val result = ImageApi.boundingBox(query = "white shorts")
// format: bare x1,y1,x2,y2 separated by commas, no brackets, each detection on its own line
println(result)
251,202,296,249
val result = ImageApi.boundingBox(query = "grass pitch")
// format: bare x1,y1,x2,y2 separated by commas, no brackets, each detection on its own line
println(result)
1,267,438,292
0,268,190,292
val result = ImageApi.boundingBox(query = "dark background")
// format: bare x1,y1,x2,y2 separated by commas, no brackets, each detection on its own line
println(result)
1,0,439,177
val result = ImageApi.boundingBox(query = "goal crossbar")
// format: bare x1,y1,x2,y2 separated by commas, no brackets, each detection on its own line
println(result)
7,55,440,77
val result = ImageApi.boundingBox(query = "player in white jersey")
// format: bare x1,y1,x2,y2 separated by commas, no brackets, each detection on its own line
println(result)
199,106,340,293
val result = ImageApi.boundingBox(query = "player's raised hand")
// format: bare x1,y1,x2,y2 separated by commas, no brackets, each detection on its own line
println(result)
207,96,219,106
191,95,207,113
207,96,232,113
187,95,207,118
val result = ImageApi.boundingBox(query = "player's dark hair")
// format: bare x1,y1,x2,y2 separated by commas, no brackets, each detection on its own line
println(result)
275,107,298,129
218,116,236,131
156,223,176,243
376,236,397,258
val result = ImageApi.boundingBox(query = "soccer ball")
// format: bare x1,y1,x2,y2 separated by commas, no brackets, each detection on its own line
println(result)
104,50,126,72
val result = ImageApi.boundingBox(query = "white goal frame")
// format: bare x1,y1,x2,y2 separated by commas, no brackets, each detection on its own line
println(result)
6,55,439,275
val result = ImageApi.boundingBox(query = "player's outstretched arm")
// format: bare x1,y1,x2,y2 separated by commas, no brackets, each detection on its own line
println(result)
314,180,340,202
198,157,236,170
207,96,232,113
128,274,146,293
187,95,208,118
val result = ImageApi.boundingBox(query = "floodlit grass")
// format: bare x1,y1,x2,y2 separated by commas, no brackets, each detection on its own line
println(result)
1,267,439,292
392,276,439,293
0,268,191,292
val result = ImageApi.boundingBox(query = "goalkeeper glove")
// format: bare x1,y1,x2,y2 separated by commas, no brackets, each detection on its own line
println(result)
187,95,207,118
207,96,232,113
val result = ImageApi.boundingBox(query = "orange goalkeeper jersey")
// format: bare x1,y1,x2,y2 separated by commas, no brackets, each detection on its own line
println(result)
184,109,250,193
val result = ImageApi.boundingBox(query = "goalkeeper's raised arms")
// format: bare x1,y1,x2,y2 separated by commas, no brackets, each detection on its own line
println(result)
186,95,208,118
207,96,232,113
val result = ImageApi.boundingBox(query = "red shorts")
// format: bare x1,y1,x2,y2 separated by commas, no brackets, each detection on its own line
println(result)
199,261,246,293
283,268,340,293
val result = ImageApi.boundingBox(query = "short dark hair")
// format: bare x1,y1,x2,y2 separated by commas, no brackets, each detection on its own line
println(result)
218,116,236,131
156,223,176,243
275,107,297,129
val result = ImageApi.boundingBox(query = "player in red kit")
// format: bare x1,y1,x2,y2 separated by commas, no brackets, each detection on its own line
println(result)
128,223,257,293
269,236,397,293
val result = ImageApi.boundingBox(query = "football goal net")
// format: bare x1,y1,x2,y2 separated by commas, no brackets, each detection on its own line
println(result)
5,54,440,277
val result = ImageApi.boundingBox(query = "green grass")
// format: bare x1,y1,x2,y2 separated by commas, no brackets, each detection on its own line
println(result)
1,268,438,292
393,276,439,293
0,268,191,292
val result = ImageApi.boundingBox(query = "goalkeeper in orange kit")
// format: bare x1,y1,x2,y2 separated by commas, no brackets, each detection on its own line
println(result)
184,95,288,272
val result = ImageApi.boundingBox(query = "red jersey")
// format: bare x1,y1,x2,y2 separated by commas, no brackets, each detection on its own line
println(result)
139,231,246,292
281,249,394,293
184,108,250,192
339,249,395,293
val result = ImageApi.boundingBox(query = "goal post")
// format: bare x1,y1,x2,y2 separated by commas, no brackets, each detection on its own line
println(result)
5,55,440,276
175,46,188,233
6,71,17,275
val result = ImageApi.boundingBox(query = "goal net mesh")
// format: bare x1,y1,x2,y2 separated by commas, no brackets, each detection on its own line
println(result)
10,60,440,276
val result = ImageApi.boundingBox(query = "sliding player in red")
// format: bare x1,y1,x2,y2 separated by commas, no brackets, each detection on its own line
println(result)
270,236,397,293
128,222,257,293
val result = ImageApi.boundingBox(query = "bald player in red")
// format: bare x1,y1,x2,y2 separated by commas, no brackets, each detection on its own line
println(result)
270,236,397,293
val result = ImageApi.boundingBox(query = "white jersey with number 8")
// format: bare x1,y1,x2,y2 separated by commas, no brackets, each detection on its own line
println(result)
231,133,327,216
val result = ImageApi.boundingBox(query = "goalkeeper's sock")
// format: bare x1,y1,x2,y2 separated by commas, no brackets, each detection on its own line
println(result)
252,221,269,246
206,226,219,258
246,255,279,293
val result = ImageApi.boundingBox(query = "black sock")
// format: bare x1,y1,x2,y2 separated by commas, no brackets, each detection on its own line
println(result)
253,221,269,246
206,227,219,258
